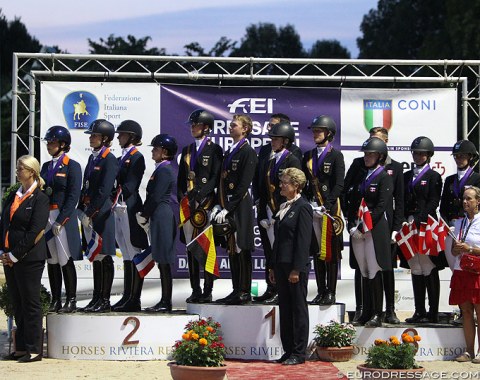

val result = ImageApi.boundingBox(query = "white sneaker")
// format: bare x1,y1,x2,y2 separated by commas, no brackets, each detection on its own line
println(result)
456,352,472,362
472,353,480,364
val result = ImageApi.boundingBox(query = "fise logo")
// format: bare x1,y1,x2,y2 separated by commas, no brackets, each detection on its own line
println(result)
62,91,99,129
363,99,392,131
227,98,275,114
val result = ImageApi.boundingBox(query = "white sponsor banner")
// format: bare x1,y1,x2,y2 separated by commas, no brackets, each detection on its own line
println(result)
340,88,457,148
40,81,161,195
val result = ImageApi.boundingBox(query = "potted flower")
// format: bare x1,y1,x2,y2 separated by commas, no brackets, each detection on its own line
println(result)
313,320,356,362
358,331,425,378
169,317,226,380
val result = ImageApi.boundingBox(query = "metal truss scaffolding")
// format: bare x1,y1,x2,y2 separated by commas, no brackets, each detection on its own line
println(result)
10,53,480,183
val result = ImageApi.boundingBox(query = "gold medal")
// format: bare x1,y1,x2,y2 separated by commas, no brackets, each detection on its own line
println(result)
187,171,196,181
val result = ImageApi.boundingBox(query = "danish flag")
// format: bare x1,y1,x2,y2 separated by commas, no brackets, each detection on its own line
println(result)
395,222,417,260
357,198,373,232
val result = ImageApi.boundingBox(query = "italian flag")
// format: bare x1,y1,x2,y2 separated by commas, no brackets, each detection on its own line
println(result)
364,99,392,130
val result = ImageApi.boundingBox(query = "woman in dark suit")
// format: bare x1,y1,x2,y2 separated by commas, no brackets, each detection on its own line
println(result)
78,119,118,313
269,167,313,365
1,155,49,362
137,134,177,313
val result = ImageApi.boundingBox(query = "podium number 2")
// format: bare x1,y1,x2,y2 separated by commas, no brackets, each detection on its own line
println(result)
264,307,276,336
122,317,140,345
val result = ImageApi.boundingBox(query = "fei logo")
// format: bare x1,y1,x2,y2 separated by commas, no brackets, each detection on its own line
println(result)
227,98,275,114
363,99,392,131
62,91,99,129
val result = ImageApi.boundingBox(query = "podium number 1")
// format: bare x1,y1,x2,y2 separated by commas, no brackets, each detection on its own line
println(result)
264,307,276,336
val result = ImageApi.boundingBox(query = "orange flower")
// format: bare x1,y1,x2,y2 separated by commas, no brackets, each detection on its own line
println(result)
206,326,214,332
192,333,199,340
374,339,386,346
182,333,189,340
204,332,209,337
414,335,421,342
402,335,414,343
199,338,208,346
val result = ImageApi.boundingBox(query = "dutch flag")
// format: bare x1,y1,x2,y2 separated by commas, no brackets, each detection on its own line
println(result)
85,230,103,262
132,246,155,278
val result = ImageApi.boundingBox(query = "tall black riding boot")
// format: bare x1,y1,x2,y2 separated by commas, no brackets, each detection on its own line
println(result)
58,258,77,313
116,262,144,312
216,253,240,304
197,272,214,303
309,257,326,305
92,255,114,313
146,264,172,313
112,261,133,311
365,272,384,327
80,261,102,312
421,269,440,323
405,274,427,323
226,251,252,305
186,252,202,303
320,261,338,305
351,269,363,323
48,263,62,312
383,270,400,324
353,276,371,326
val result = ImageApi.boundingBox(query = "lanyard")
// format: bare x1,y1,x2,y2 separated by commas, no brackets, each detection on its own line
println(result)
409,164,430,191
85,147,108,180
223,138,246,170
190,138,208,171
459,216,476,243
119,147,137,168
454,167,473,198
269,150,289,182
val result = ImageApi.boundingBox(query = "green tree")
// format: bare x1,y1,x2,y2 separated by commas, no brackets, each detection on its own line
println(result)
184,37,236,57
88,34,165,55
309,39,351,58
231,22,304,58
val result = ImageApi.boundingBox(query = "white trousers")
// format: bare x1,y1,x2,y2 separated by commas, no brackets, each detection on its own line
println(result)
351,232,382,279
114,203,141,261
408,253,436,276
46,209,72,266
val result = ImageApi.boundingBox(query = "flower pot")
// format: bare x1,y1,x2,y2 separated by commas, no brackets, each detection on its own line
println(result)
169,362,227,380
316,345,354,362
357,364,425,379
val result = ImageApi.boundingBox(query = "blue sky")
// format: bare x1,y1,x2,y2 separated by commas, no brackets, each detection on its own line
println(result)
2,0,379,57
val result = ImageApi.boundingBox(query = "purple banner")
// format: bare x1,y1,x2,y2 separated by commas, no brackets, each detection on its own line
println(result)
160,85,341,279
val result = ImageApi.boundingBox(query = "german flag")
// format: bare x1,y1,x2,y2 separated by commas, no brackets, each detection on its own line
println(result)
178,195,191,227
186,225,220,277
319,214,333,262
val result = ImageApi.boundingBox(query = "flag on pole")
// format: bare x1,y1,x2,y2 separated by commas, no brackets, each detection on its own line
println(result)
319,214,333,262
85,230,103,262
395,222,417,260
187,225,220,277
357,198,373,232
132,246,155,278
178,195,191,227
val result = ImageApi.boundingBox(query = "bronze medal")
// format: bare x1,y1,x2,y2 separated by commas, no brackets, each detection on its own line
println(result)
187,171,196,181
45,187,53,196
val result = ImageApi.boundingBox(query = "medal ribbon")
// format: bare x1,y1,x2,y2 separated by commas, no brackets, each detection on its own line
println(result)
190,138,208,171
47,153,66,186
454,167,474,198
361,166,384,195
85,147,109,181
312,143,331,176
306,152,325,206
153,160,171,176
408,164,430,192
459,216,476,243
119,147,138,168
223,138,246,170
269,150,289,183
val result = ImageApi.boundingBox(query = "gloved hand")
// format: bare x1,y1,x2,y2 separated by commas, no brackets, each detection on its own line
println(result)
52,222,63,236
210,205,222,222
135,213,150,233
349,227,364,240
79,212,91,228
260,219,272,229
312,206,326,218
215,209,229,224
391,231,398,244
